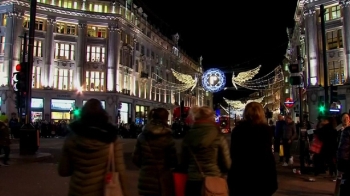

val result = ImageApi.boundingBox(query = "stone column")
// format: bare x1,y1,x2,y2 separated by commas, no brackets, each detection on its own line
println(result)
76,22,87,89
340,0,350,83
107,24,118,91
45,18,55,87
4,11,23,86
115,29,121,91
131,37,137,95
304,8,319,86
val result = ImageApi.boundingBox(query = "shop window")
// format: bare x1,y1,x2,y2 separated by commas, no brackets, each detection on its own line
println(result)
87,26,107,38
32,66,41,89
53,68,74,90
51,111,70,120
54,42,75,60
135,105,149,125
86,45,105,62
85,71,105,91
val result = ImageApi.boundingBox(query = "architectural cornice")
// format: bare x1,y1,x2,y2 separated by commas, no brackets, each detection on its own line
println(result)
340,0,350,7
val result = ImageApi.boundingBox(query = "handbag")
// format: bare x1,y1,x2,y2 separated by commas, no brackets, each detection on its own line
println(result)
189,148,228,196
279,145,284,157
173,172,187,196
104,142,124,196
310,135,323,154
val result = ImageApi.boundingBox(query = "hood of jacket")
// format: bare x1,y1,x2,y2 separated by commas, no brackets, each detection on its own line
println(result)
68,120,118,150
183,121,219,148
142,120,172,136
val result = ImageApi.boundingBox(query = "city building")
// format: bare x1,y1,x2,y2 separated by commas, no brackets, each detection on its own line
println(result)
289,0,350,123
0,0,212,124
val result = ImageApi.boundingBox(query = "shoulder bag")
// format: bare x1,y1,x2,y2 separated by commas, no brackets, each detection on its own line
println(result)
104,142,124,196
189,148,228,196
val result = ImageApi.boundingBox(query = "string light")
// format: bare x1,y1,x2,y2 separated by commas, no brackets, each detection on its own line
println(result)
171,68,197,86
224,96,265,110
150,73,195,93
233,65,261,83
234,66,284,90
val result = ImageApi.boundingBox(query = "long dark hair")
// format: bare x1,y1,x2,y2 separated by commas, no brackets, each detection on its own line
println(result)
149,107,169,124
80,98,108,125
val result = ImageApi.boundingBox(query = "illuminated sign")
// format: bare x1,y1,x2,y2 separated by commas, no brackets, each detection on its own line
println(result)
202,68,226,93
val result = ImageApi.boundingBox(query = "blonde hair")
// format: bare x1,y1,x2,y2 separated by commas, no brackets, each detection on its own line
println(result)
243,102,266,124
189,106,215,121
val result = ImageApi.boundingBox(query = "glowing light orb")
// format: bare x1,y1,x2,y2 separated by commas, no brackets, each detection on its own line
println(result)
202,68,226,93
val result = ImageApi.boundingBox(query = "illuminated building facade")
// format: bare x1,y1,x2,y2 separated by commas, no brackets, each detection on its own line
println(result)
290,0,350,123
0,0,212,124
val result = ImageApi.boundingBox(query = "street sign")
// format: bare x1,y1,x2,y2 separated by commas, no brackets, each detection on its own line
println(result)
284,98,294,108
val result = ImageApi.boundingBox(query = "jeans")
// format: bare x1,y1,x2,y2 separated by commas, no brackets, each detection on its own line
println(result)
185,180,202,196
339,173,350,196
282,139,291,163
0,145,10,164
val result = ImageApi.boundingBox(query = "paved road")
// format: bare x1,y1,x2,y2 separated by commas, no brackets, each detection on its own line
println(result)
0,138,336,196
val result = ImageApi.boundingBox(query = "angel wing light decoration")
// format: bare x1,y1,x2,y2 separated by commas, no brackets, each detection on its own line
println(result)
232,65,261,90
171,68,198,91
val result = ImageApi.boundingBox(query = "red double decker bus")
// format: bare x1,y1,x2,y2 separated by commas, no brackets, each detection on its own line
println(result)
219,116,231,134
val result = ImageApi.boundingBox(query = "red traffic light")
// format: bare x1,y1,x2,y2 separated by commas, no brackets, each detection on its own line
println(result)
15,64,21,72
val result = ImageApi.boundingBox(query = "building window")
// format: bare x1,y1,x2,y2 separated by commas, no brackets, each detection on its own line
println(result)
0,36,4,54
56,22,77,35
329,60,345,85
54,42,75,60
85,71,105,91
53,68,74,90
87,26,107,38
285,88,289,94
23,17,45,30
58,0,78,9
22,39,43,57
0,63,7,86
327,29,343,50
88,3,108,12
32,66,41,89
325,5,341,21
86,45,105,62
2,14,6,26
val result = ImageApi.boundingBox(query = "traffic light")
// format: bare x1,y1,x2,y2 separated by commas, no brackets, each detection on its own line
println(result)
72,107,81,118
330,85,338,103
288,64,302,85
14,91,26,109
318,102,326,114
289,76,302,85
13,62,27,92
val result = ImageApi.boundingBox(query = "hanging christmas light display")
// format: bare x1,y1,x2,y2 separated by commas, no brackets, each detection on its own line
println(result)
202,68,226,93
232,65,261,89
232,66,284,90
171,68,198,91
150,73,195,93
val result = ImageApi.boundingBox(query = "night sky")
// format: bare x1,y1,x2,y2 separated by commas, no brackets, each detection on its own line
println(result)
134,0,298,104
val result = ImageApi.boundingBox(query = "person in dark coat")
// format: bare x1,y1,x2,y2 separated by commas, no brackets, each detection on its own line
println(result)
58,99,129,196
227,102,278,196
132,107,177,196
338,124,350,195
180,106,231,196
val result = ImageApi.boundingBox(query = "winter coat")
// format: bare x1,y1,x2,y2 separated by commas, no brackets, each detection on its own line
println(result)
282,121,297,140
338,126,350,173
58,121,129,196
180,120,231,181
0,121,10,146
132,120,177,196
227,121,277,196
